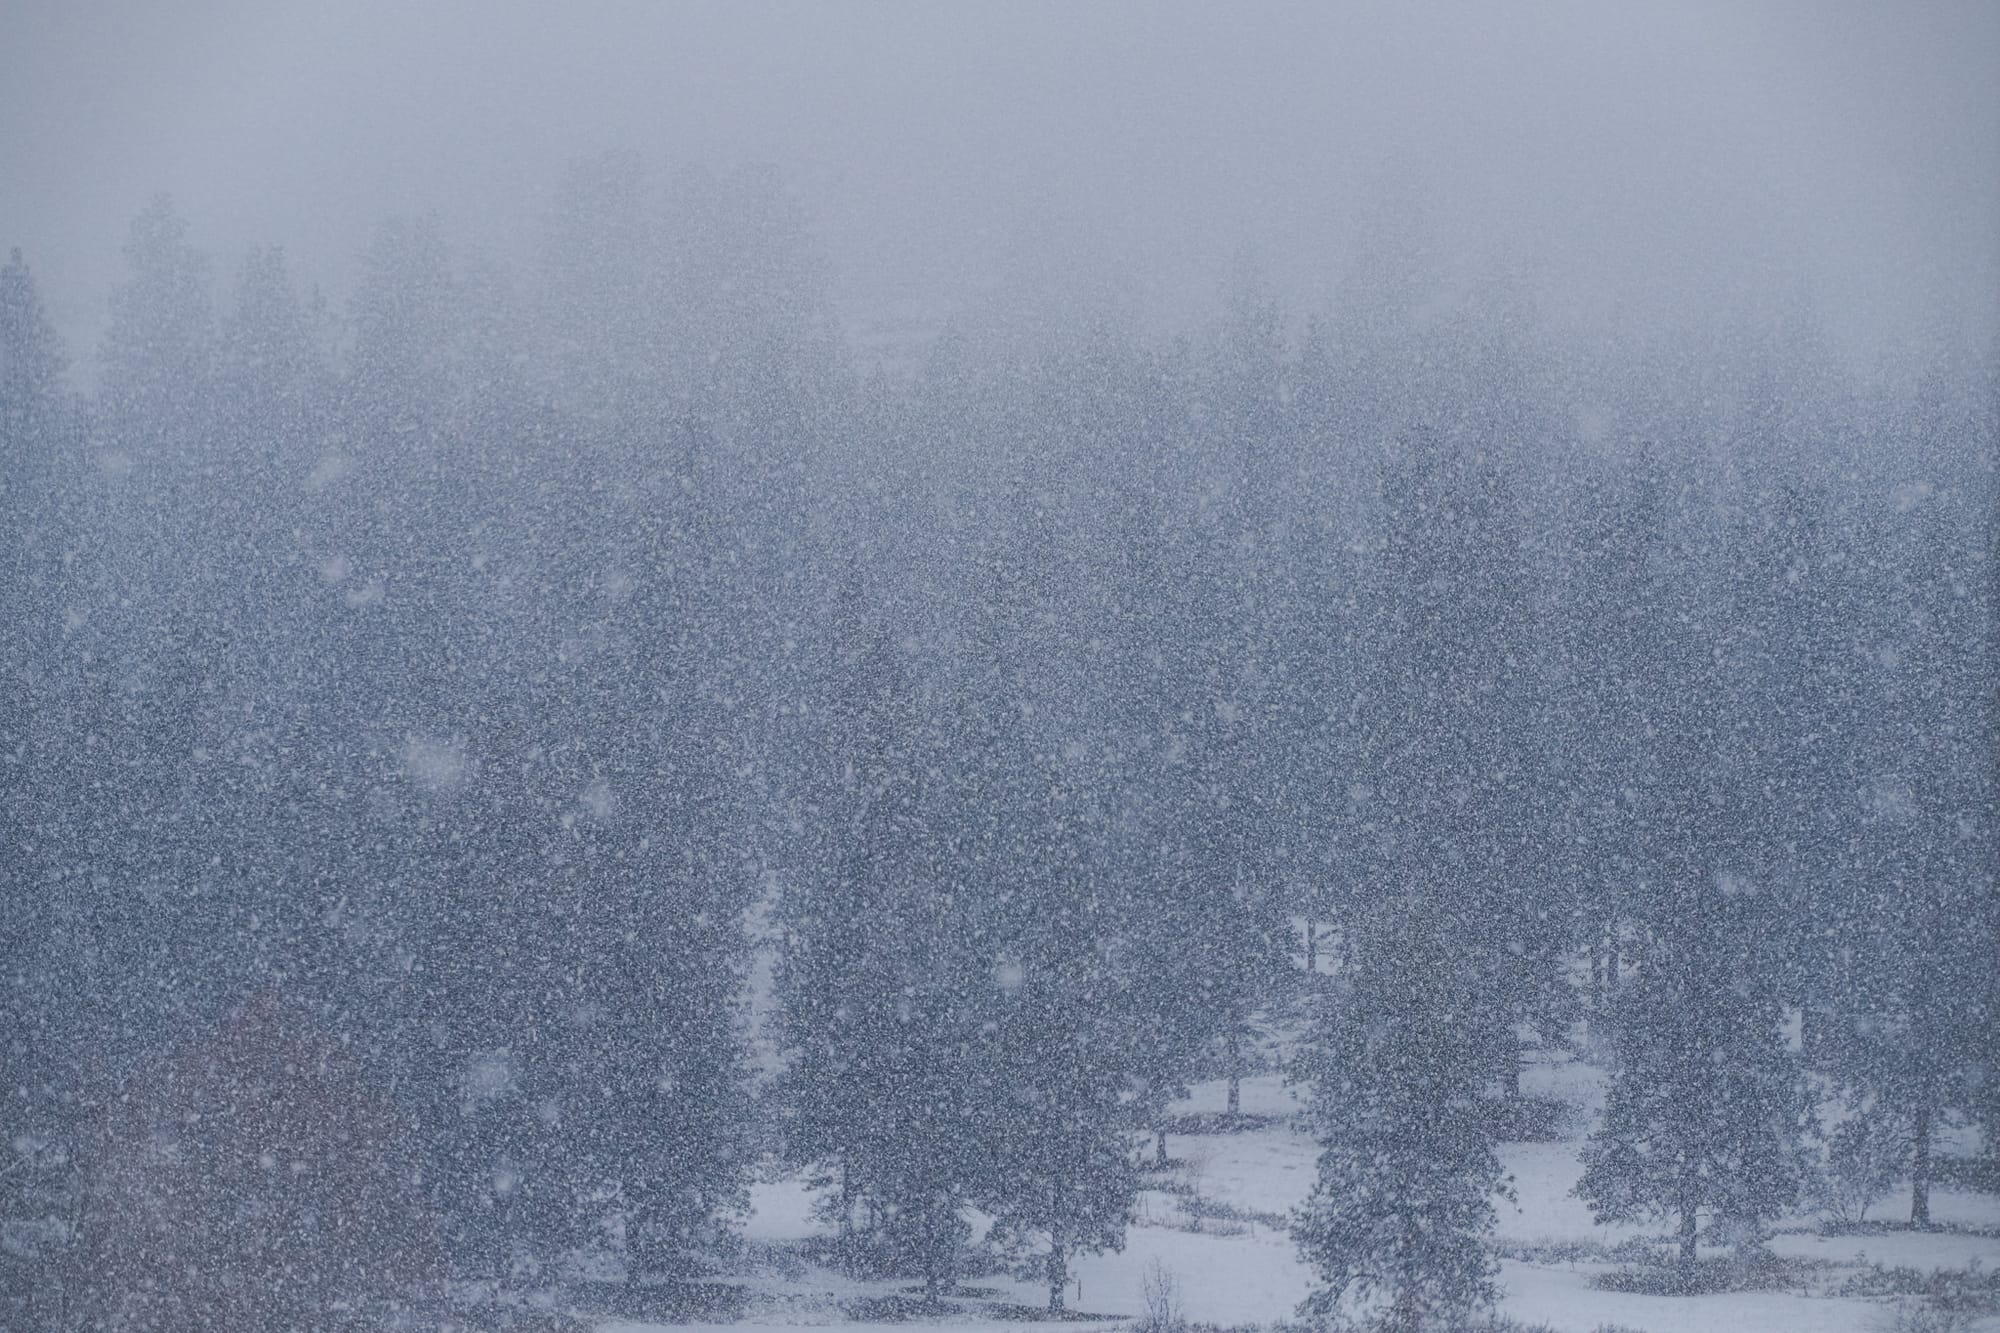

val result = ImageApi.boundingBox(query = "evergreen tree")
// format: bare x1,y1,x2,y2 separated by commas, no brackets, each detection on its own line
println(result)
1575,441,1813,1285
99,195,213,458
61,197,228,1086
1291,898,1513,1331
1818,472,1996,1227
773,606,997,1299
982,753,1138,1314
0,246,76,1331
0,243,68,829
1366,406,1550,1099
0,247,65,449
1575,916,1811,1286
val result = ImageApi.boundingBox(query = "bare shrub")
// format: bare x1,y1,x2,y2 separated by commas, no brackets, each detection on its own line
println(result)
1139,1258,1186,1333
1178,1148,1212,1232
1809,1107,1909,1228
1876,1302,1983,1333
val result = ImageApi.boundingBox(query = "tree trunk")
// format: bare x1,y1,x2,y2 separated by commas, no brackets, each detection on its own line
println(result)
1388,1216,1422,1331
1589,931,1604,1012
921,1195,953,1303
1046,1235,1067,1314
1387,1287,1421,1333
1912,1101,1934,1228
1226,1032,1241,1122
938,1214,955,1300
1677,1200,1699,1291
1304,919,1317,976
1154,1126,1168,1169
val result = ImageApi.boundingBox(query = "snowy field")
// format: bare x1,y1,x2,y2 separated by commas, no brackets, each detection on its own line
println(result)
587,1014,2000,1333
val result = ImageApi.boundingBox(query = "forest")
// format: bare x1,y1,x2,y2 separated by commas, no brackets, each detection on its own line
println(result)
0,156,1995,1331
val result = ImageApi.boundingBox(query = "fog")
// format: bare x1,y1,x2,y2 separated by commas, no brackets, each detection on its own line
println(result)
6,0,1996,374
3,5,1997,1329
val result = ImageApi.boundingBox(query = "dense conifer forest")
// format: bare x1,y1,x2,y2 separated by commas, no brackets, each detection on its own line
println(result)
1,159,1993,1328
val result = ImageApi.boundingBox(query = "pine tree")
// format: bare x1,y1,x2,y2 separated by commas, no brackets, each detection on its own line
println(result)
1818,473,1996,1227
773,605,997,1299
1575,453,1813,1286
981,758,1138,1314
0,247,65,449
59,197,231,1087
0,246,77,1331
0,243,67,803
1291,899,1513,1331
1123,509,1289,1149
1576,933,1810,1286
99,196,213,458
1563,434,1703,1043
773,592,916,1250
1366,407,1550,1098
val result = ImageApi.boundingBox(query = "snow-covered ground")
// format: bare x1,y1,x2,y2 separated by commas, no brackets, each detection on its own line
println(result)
601,1018,2000,1333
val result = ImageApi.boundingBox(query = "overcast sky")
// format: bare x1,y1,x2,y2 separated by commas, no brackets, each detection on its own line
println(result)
4,0,1995,374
